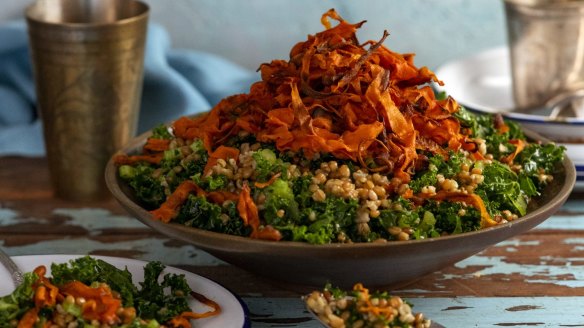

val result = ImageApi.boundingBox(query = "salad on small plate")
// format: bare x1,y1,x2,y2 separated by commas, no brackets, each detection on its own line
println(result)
0,255,248,328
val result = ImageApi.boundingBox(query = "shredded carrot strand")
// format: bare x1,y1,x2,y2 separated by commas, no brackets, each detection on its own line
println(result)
203,145,241,176
151,180,203,223
254,172,282,189
206,191,239,204
60,281,121,323
144,138,171,152
419,190,497,227
113,153,164,165
238,183,282,241
17,308,39,328
500,139,525,164
168,291,222,327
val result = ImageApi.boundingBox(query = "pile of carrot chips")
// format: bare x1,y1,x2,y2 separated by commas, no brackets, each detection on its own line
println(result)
172,9,466,183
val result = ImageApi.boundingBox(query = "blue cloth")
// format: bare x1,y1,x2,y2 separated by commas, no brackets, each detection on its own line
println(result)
0,21,259,156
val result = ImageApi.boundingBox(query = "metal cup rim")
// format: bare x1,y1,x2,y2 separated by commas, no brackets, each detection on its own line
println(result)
24,0,149,28
503,0,584,10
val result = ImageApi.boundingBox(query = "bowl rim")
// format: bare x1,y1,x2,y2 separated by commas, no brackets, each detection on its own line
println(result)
105,119,577,251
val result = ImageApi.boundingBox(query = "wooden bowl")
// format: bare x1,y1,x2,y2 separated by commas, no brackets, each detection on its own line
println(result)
105,128,576,288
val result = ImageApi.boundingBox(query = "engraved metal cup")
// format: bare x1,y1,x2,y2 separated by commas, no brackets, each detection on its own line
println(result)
26,0,149,201
504,0,584,112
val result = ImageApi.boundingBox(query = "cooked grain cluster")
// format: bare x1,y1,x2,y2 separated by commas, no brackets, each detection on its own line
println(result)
305,284,431,328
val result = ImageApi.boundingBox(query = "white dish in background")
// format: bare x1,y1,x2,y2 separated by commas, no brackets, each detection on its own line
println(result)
434,46,584,191
0,255,250,328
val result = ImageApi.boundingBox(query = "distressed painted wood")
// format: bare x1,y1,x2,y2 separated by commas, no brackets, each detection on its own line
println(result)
244,297,584,327
2,156,584,326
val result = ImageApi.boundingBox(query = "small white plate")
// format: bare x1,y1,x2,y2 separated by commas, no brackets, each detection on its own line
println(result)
0,255,250,328
435,47,584,191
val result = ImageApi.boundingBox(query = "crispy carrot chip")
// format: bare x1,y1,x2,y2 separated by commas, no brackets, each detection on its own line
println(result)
172,9,476,179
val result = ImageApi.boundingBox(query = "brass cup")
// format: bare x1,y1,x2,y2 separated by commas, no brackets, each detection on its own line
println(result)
25,0,149,201
504,0,584,112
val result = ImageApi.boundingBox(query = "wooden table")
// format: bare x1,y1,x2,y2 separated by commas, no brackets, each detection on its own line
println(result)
2,156,584,327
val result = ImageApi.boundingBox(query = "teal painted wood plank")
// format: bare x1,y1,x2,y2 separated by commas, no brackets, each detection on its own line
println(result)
53,208,148,231
0,207,227,266
0,208,35,225
243,297,584,327
535,214,584,231
0,237,226,266
443,254,584,289
556,199,584,213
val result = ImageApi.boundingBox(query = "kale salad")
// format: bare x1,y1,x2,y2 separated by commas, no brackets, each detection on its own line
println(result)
115,9,566,245
0,256,219,328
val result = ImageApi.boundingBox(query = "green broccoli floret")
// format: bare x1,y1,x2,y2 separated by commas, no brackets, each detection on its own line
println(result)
252,148,287,182
192,173,229,191
119,165,136,180
163,148,181,162
189,138,205,154
262,178,300,226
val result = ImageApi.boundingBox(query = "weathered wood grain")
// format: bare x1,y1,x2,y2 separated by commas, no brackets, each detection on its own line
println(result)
244,297,584,327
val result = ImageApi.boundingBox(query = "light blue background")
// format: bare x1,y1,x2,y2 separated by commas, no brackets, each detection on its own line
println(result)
1,0,507,70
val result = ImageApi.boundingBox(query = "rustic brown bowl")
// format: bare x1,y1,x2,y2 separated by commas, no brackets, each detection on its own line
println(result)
105,128,576,288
